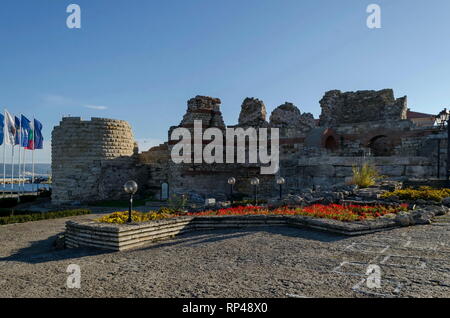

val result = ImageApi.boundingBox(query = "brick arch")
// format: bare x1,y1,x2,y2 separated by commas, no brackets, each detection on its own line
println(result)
367,135,394,156
321,128,339,151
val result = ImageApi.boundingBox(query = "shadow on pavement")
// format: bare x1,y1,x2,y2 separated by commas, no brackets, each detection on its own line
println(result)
136,225,349,252
1,225,349,264
0,233,111,264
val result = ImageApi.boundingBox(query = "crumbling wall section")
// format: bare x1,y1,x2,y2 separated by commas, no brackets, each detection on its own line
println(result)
319,89,408,126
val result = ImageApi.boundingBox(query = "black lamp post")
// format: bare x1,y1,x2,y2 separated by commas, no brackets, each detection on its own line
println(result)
228,177,236,203
436,109,450,182
250,177,260,205
124,180,138,223
276,177,285,200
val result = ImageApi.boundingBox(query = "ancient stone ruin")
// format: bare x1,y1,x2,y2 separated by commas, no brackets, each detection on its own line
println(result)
51,89,445,204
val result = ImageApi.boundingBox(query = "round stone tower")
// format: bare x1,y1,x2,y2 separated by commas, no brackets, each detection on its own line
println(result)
51,117,137,204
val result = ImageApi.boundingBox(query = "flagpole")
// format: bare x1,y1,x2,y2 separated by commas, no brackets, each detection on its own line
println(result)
22,148,26,193
32,117,35,194
2,109,5,197
18,117,22,195
10,143,14,196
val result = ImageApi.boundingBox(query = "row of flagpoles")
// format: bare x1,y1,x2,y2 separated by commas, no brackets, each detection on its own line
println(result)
0,109,44,195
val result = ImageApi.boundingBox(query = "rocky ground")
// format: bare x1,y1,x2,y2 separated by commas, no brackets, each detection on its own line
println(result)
1,209,450,298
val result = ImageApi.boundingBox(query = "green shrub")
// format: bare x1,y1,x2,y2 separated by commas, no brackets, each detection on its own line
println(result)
351,163,380,188
0,209,41,217
381,186,450,202
0,209,91,225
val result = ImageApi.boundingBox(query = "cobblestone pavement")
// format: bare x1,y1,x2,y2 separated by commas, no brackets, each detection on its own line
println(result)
0,211,449,298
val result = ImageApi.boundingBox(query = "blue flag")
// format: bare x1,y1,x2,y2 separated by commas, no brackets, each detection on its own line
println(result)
14,116,20,145
34,118,43,150
21,115,31,147
0,113,4,146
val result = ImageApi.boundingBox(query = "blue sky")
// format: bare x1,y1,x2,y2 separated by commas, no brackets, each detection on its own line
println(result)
1,0,450,163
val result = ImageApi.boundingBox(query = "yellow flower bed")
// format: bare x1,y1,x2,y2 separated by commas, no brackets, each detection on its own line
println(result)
97,211,167,224
381,186,450,202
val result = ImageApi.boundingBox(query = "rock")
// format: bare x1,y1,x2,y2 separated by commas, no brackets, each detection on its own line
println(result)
435,205,449,216
442,197,450,207
416,199,427,205
379,180,403,191
386,195,400,202
411,209,434,225
356,188,384,199
395,212,413,227
331,192,344,201
424,205,447,216
283,194,304,206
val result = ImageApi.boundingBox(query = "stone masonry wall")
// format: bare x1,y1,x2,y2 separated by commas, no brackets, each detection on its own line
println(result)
52,117,137,204
51,89,444,204
319,89,408,126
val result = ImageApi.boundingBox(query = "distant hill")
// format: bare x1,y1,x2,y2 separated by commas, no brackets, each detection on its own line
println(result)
1,163,51,177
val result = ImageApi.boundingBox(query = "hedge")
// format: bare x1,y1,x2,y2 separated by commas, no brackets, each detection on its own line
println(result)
0,209,91,225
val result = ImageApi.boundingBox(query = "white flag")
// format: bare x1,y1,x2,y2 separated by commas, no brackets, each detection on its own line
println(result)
4,110,16,145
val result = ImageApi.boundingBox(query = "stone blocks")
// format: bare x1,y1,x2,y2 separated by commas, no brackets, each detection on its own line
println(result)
65,214,401,251
52,117,137,204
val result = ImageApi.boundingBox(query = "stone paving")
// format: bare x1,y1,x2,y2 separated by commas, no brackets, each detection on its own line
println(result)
0,211,449,298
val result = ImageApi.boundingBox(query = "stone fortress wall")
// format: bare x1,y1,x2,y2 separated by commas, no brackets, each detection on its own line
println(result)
52,89,448,204
51,117,140,204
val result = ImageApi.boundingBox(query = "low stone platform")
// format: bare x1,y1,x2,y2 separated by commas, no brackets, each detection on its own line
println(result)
65,214,403,251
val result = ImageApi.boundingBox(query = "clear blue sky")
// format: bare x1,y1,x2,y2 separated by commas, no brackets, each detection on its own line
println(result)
1,0,450,163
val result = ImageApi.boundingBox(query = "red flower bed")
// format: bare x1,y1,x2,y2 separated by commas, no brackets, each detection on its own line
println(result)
187,204,408,222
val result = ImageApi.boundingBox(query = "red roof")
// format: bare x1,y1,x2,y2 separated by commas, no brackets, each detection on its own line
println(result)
407,110,435,119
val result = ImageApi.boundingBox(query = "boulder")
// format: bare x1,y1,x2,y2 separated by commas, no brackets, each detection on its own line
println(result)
442,197,450,207
411,209,434,225
395,212,414,227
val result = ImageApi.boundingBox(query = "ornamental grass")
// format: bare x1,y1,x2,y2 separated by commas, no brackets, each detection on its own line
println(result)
351,163,380,188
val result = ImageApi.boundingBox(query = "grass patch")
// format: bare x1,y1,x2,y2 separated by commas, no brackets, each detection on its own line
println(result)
351,163,380,188
0,209,91,225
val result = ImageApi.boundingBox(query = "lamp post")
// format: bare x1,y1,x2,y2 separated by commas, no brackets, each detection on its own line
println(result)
276,177,285,200
436,109,450,182
228,177,236,203
124,180,138,223
250,177,260,205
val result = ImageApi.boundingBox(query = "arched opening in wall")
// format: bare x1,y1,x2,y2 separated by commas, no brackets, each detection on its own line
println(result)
325,136,338,152
368,135,394,156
